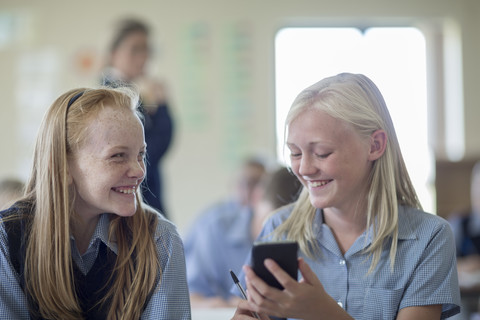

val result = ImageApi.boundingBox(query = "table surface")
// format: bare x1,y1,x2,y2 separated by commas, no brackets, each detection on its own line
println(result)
192,307,236,320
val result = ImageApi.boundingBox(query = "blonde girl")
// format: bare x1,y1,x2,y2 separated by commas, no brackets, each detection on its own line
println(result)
232,73,460,320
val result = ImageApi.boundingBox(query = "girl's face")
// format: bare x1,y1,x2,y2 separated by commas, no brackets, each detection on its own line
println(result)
68,106,146,221
111,31,149,80
287,108,375,214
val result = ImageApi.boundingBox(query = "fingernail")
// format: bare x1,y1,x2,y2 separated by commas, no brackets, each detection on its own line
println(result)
244,265,252,276
264,258,274,267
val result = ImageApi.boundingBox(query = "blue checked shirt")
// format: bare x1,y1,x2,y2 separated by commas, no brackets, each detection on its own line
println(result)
235,205,461,320
0,209,191,319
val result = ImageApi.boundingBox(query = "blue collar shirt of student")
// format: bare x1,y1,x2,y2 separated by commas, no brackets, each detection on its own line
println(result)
235,204,461,320
0,209,191,320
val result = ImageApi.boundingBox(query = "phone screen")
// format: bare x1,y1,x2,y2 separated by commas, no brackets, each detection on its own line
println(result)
251,241,298,289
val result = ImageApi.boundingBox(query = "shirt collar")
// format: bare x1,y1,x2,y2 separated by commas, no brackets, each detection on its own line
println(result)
98,214,118,254
77,213,118,255
313,206,415,256
314,206,416,239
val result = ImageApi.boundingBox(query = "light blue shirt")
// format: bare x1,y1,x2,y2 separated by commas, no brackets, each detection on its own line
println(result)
235,205,461,320
0,211,191,319
184,199,254,299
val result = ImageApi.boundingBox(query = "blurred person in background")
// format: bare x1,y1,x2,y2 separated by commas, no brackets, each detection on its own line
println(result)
184,160,302,308
448,160,480,320
0,178,24,210
101,18,174,218
449,161,480,259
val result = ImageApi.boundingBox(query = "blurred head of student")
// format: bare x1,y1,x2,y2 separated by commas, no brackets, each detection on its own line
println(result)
255,166,302,214
109,19,151,81
234,158,266,207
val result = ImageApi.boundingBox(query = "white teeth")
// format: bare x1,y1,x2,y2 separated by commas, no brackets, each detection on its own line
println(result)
310,181,328,187
117,187,135,194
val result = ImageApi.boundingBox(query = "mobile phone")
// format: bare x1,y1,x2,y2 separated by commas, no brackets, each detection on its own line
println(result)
251,240,298,289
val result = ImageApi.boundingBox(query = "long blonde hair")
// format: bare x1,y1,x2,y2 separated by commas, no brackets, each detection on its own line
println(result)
19,87,160,319
273,73,421,272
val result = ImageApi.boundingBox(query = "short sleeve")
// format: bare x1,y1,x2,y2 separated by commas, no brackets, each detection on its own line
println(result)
399,220,461,318
141,216,191,319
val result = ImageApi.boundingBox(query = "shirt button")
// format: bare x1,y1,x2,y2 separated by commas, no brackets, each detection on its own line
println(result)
338,301,344,308
339,259,346,265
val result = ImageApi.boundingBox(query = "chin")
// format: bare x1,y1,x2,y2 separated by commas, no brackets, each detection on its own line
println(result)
309,198,328,209
116,211,137,218
115,205,138,217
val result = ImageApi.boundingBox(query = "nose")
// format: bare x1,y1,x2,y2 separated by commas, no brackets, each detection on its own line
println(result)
128,159,146,181
298,154,317,177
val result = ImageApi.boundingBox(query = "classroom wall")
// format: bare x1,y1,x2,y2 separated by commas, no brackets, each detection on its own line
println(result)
0,0,479,232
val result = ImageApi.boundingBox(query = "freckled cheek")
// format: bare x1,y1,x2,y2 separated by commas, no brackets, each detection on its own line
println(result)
73,172,109,198
87,170,112,190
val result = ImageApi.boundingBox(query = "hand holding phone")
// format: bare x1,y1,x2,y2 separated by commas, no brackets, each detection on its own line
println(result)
251,240,298,289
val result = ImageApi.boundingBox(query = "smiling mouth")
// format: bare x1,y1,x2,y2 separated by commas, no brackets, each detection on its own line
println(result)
309,180,331,188
112,187,136,194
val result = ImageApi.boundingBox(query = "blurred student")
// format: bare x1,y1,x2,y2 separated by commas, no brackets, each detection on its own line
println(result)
183,158,265,308
448,160,480,319
250,167,303,240
184,163,302,308
232,73,460,320
0,87,190,319
449,161,480,259
101,18,174,217
0,178,24,210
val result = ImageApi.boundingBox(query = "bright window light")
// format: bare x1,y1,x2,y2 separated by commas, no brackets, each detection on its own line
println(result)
275,27,434,212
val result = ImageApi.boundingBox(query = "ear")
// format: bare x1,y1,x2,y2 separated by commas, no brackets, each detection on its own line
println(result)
368,129,387,161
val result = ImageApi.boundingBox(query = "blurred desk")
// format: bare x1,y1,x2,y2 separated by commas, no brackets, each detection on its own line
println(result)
192,308,236,320
459,271,480,319
459,270,480,291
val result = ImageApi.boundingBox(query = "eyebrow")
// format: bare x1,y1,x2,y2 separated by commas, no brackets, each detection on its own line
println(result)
105,144,146,152
286,141,327,147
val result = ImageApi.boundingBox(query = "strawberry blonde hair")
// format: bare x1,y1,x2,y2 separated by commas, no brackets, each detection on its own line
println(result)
19,87,160,319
